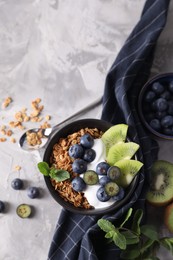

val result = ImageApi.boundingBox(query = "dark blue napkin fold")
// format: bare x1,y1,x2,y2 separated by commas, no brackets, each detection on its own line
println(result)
48,1,170,259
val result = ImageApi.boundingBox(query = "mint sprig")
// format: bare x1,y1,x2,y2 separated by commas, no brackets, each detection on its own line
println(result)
97,208,173,259
37,162,70,182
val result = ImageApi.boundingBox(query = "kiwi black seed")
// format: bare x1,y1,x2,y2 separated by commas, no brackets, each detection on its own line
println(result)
105,182,119,196
83,170,99,185
146,160,173,206
107,166,121,181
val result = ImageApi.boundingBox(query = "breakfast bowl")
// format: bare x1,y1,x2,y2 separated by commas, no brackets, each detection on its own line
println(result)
138,73,173,140
41,118,143,215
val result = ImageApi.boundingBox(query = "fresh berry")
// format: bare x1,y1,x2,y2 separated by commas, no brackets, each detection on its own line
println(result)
72,159,87,174
168,103,173,115
99,176,111,186
149,119,161,130
112,187,125,201
144,91,156,102
163,127,173,135
152,98,168,112
0,201,5,213
83,170,98,185
161,115,173,128
96,186,110,202
68,144,84,158
151,82,164,94
27,187,39,199
80,134,94,148
107,166,121,181
71,177,86,192
11,178,23,190
168,81,173,93
160,90,170,100
155,111,166,119
96,162,110,175
105,182,119,196
83,148,96,162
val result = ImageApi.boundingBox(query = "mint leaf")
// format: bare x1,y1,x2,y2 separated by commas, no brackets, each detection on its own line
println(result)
97,219,116,233
141,225,158,241
121,230,139,245
120,246,141,259
49,169,70,182
131,209,143,235
112,229,126,250
120,208,133,228
160,238,173,254
37,162,50,176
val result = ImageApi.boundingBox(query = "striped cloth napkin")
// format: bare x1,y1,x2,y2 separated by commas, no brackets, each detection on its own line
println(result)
48,1,170,259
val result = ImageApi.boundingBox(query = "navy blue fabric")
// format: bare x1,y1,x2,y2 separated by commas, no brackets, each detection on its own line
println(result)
48,1,170,259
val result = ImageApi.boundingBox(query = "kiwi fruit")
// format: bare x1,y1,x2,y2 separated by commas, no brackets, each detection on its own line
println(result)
114,159,143,187
164,202,173,233
101,124,128,155
16,204,32,218
106,142,139,166
83,170,99,185
146,160,173,206
105,182,119,196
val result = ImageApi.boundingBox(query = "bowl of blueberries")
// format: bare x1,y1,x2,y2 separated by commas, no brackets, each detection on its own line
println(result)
138,73,173,139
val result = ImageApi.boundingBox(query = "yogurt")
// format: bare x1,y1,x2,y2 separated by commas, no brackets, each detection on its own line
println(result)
82,138,115,209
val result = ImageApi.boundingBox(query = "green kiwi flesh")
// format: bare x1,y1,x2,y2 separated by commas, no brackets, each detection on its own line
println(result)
101,124,128,155
146,160,173,206
114,159,143,188
106,142,140,166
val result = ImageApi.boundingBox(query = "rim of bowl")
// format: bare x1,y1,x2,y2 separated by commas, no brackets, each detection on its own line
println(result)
43,118,141,215
138,72,173,140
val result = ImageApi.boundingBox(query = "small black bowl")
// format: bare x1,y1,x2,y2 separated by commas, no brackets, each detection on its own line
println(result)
43,118,140,215
138,73,173,140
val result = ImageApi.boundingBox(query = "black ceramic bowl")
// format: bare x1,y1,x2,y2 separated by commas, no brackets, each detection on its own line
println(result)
138,73,173,140
43,118,140,215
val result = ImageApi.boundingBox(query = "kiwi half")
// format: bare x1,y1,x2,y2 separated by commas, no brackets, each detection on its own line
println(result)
164,203,173,233
114,159,143,188
146,160,173,206
101,124,128,155
106,142,139,166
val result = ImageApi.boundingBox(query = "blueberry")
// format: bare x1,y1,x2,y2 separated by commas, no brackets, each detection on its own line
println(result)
71,177,86,192
168,103,173,115
11,178,23,190
112,187,125,202
151,82,164,94
0,201,5,213
163,127,173,136
83,148,96,162
161,115,173,128
96,186,110,202
80,134,94,148
152,98,168,112
27,187,39,199
160,90,171,100
99,176,111,186
168,81,173,93
96,162,110,175
68,144,84,159
145,112,155,123
149,119,161,130
144,91,156,102
72,159,87,174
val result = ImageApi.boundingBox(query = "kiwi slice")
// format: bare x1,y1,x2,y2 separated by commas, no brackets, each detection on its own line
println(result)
146,160,173,206
107,142,139,166
83,170,99,185
105,182,119,196
114,159,143,188
16,204,32,218
107,166,121,181
101,124,128,155
164,203,173,233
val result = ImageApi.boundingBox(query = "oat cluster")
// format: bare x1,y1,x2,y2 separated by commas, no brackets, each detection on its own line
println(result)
51,127,103,209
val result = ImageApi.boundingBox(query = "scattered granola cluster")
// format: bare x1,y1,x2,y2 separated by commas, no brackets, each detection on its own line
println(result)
51,127,103,209
0,97,51,145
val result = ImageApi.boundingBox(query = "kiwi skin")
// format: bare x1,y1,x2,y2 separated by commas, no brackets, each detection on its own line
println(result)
146,160,173,207
164,203,173,233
